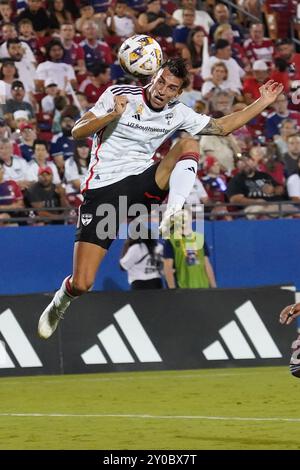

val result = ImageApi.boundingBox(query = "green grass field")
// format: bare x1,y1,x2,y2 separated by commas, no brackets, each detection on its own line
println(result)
1,366,300,450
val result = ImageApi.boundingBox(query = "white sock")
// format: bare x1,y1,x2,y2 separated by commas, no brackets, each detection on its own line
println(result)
53,276,77,313
167,158,198,210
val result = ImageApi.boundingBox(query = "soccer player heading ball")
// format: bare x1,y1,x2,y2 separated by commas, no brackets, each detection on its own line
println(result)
38,57,283,339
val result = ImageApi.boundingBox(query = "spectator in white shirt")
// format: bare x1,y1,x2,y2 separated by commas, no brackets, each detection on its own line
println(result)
201,39,245,90
64,139,90,197
0,137,29,189
173,0,214,34
287,158,300,202
41,78,60,113
26,139,61,185
201,61,241,100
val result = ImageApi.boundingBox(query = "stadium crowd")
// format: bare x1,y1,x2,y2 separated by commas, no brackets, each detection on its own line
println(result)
0,0,300,225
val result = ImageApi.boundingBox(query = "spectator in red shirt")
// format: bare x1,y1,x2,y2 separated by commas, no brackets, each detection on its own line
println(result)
243,59,270,105
244,22,274,65
79,63,111,103
275,38,300,81
59,22,86,75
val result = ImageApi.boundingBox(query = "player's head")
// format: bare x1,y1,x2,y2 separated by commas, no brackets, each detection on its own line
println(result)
148,58,190,109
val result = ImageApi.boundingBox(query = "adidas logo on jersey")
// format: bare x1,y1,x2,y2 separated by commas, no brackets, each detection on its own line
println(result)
202,300,282,360
81,304,162,364
186,166,196,173
132,113,141,121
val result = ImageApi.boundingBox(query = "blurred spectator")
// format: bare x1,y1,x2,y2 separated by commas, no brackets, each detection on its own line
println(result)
17,0,51,36
181,26,206,76
120,229,164,290
213,23,248,68
59,22,86,74
209,89,234,115
79,63,111,103
27,139,61,184
3,80,35,123
282,134,300,177
138,0,177,38
178,76,202,108
51,94,69,134
41,78,60,113
17,19,43,64
265,94,300,139
18,122,37,162
264,0,297,41
35,39,77,93
80,20,113,70
227,154,286,219
50,114,76,173
75,91,91,115
273,118,298,157
257,144,285,185
75,1,108,36
275,38,300,81
201,155,228,203
25,166,67,225
6,38,36,96
243,60,270,105
185,175,209,206
286,158,300,203
269,58,290,94
244,22,274,64
0,23,37,65
173,0,214,34
0,160,24,225
0,0,14,27
106,1,140,39
0,59,19,98
201,61,241,100
201,39,245,91
173,7,196,50
163,209,217,288
64,139,90,204
48,0,73,31
209,2,243,43
0,137,29,189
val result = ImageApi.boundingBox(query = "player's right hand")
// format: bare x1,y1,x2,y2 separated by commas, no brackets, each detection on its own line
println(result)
113,95,128,116
279,303,300,325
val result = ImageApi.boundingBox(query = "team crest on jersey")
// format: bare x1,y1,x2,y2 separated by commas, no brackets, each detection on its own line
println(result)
81,213,93,226
165,113,173,125
132,104,144,121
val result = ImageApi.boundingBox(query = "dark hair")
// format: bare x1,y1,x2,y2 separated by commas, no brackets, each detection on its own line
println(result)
186,26,206,68
160,58,190,89
11,79,25,90
274,57,288,72
90,63,110,77
45,39,65,60
33,139,48,151
54,95,68,111
215,39,230,50
74,140,90,174
120,228,159,267
7,38,21,48
0,60,18,79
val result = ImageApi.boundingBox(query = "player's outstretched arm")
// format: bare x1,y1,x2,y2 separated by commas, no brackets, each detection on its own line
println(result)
198,81,284,137
72,96,128,140
279,303,300,325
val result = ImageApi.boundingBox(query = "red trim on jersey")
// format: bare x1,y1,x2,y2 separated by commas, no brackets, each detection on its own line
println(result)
65,276,74,298
83,128,105,192
144,192,161,201
178,152,200,163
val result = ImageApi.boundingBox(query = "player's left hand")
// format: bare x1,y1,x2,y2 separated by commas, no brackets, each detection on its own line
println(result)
279,303,300,325
259,80,284,105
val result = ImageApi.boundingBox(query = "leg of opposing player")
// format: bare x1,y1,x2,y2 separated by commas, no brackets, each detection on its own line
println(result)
155,138,200,235
38,242,106,339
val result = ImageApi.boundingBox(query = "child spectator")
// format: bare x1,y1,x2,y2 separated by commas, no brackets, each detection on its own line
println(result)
41,78,60,114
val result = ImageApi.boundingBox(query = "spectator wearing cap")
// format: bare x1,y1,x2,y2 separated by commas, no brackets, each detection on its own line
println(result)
0,137,29,190
201,39,245,91
275,38,300,81
35,39,77,93
202,155,228,203
0,160,24,225
26,139,61,185
173,0,214,34
25,166,67,225
209,2,244,44
265,93,300,140
19,123,37,162
244,22,274,65
41,78,60,114
138,0,177,39
3,80,35,121
16,0,51,36
243,60,270,105
80,20,113,71
106,1,140,40
79,64,111,104
59,22,86,75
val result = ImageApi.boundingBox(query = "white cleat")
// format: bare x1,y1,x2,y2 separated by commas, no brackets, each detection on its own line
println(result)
159,205,182,238
38,299,64,339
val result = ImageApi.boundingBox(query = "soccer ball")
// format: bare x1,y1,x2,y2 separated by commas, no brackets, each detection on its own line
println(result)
118,34,163,78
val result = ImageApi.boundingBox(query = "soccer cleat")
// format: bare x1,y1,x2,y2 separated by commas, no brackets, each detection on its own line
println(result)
38,299,65,339
290,334,300,378
159,205,182,238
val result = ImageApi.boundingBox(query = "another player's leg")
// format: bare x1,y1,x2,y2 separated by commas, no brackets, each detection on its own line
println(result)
38,242,106,339
156,138,200,234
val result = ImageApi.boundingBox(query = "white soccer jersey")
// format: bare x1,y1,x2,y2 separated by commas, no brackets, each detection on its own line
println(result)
82,84,210,191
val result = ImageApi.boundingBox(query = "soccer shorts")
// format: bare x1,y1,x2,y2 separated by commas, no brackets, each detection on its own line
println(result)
75,162,168,249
